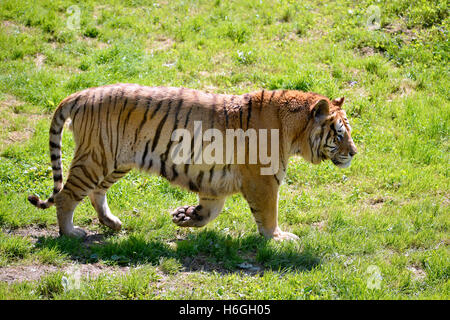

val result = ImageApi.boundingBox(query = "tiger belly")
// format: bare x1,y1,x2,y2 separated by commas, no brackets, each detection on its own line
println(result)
132,150,240,196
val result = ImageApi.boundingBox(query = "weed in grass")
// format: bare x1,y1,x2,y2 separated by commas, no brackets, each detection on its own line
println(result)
158,257,183,275
37,271,65,299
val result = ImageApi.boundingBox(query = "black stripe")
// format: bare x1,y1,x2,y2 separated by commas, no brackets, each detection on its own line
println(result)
135,97,152,144
317,127,324,159
49,141,60,149
88,92,96,142
141,140,151,168
171,164,178,180
196,171,204,188
184,135,195,174
260,90,265,108
147,159,153,170
223,100,229,127
209,165,215,183
114,170,129,175
183,107,192,128
161,97,183,162
73,165,97,186
310,137,315,161
62,185,77,200
107,91,116,156
200,197,217,201
151,100,172,152
274,174,280,185
67,95,82,118
90,152,103,168
71,174,95,190
114,96,127,168
325,127,332,143
70,101,83,127
76,98,90,149
28,197,38,206
210,95,217,129
58,111,65,124
160,159,167,178
97,90,108,178
246,95,252,129
97,114,108,178
188,180,199,192
97,90,104,126
221,165,227,178
123,97,139,136
239,106,243,129
150,100,163,119
67,179,88,192
49,128,60,135
268,91,276,105
51,154,60,161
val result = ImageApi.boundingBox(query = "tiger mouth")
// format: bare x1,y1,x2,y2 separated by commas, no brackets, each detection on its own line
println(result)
332,158,351,168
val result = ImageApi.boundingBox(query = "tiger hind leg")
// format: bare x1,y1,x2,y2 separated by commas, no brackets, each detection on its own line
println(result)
54,170,95,238
171,195,226,228
89,169,130,231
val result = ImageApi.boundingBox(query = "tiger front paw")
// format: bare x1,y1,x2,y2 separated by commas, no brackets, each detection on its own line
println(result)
259,227,299,241
272,231,299,241
171,205,204,227
59,226,87,238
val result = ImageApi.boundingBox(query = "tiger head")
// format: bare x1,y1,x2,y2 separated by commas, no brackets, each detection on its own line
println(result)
285,93,357,169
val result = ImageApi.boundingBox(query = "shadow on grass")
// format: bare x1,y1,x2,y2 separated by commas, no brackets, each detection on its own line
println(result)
35,230,321,274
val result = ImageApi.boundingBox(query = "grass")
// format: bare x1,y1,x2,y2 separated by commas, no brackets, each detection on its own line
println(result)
0,0,448,300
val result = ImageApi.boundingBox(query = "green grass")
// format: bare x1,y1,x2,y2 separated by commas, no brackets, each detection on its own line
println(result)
0,0,448,300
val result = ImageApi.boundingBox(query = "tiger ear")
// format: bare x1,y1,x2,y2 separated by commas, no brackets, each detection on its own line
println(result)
313,99,329,122
332,97,345,107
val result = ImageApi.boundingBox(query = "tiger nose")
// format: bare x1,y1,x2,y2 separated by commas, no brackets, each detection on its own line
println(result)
349,149,357,157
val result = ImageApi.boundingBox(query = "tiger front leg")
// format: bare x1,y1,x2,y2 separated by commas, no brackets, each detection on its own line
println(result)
171,195,226,228
241,175,299,241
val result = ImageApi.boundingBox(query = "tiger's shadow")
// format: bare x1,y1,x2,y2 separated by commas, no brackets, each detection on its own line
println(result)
36,229,321,274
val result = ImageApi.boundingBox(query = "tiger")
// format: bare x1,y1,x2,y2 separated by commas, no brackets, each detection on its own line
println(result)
28,83,357,241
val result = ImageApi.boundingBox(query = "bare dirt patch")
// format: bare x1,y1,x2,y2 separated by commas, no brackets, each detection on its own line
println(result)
0,263,130,284
311,220,327,231
367,196,394,210
182,254,228,274
5,225,59,244
1,20,34,34
359,46,376,56
0,264,60,283
2,225,132,284
388,78,416,101
384,21,417,43
34,53,46,70
146,37,175,54
407,264,427,281
6,224,110,247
